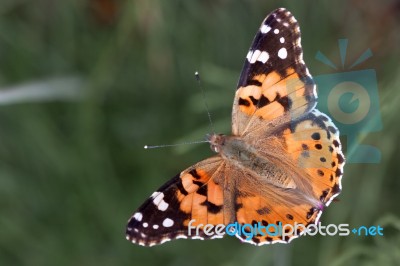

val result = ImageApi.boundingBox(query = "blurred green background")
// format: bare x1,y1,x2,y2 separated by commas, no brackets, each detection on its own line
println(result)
0,0,399,265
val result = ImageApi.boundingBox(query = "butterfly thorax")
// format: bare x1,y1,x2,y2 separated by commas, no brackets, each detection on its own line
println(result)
207,133,296,189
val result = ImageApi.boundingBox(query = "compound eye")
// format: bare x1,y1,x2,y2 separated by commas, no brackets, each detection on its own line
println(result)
210,144,220,153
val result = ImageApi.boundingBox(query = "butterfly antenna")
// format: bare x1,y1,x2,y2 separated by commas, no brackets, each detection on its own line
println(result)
195,71,215,134
144,140,208,149
144,72,214,150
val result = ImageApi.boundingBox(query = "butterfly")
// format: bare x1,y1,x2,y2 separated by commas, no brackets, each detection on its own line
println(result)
126,8,345,246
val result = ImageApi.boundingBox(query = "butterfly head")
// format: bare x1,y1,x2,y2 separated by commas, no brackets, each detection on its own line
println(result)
206,133,226,153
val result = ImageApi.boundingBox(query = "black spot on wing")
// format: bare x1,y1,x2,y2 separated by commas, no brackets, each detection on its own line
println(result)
189,169,201,179
247,79,263,86
306,207,316,219
286,214,294,220
193,180,204,187
320,189,329,201
201,200,223,214
266,236,273,242
249,96,259,106
239,98,250,107
256,207,270,215
333,140,340,148
328,126,337,134
311,132,321,140
276,93,292,111
196,184,207,196
176,180,188,196
258,95,271,108
337,153,344,164
332,183,341,194
335,168,342,177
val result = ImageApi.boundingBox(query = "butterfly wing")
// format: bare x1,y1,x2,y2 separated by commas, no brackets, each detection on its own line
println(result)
232,8,317,136
126,156,230,246
280,110,345,207
234,181,321,245
234,110,345,245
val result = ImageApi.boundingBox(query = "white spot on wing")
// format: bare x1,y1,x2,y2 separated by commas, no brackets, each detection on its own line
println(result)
160,238,171,244
260,24,271,33
280,37,285,43
278,48,287,59
143,222,148,228
153,224,159,229
133,212,143,222
274,29,279,34
250,50,261,64
257,51,269,63
158,201,169,211
246,50,253,62
153,192,169,211
153,192,164,205
162,218,174,227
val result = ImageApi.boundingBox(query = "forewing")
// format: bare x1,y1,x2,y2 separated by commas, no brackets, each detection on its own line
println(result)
232,8,317,136
126,156,228,246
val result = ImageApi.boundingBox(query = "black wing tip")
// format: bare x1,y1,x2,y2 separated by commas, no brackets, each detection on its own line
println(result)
270,8,293,17
262,7,298,27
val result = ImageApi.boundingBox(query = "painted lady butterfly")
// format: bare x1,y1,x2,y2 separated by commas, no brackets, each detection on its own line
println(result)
126,8,345,246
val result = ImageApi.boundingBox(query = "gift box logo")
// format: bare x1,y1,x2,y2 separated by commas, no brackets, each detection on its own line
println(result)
314,39,382,163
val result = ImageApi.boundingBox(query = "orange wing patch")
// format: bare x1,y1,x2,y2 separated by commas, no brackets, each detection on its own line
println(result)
281,110,344,206
232,68,315,135
178,160,226,229
235,193,320,244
